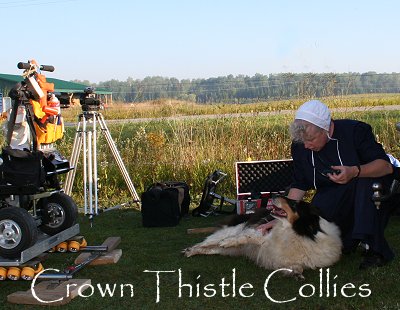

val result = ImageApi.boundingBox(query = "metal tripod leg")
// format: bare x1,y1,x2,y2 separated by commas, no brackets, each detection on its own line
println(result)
64,111,140,222
64,113,97,219
64,119,83,196
96,113,140,202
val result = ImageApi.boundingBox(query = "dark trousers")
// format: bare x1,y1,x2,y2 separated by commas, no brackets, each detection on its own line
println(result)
312,177,395,261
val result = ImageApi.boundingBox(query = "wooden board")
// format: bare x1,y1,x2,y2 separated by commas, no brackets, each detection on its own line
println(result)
74,237,121,265
75,249,122,265
7,279,91,306
187,227,219,234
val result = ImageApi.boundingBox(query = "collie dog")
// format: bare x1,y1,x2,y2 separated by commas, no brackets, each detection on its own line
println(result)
183,196,342,279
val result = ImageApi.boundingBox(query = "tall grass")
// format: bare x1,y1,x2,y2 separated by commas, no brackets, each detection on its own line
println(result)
55,108,400,209
2,95,399,208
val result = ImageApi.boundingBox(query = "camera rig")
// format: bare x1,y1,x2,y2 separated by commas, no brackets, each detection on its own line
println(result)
7,60,62,149
0,60,78,262
80,87,103,112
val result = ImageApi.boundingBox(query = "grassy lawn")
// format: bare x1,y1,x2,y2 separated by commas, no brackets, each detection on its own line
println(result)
1,96,400,309
1,209,399,309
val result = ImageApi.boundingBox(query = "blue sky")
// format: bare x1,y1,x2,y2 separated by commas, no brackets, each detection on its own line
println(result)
1,0,399,83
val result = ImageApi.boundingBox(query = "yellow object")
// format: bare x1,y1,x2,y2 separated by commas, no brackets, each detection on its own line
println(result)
7,267,21,281
35,263,44,274
35,120,64,144
0,267,7,280
68,237,87,252
30,100,46,119
21,267,35,281
56,242,68,253
21,263,44,280
80,238,88,248
68,240,80,253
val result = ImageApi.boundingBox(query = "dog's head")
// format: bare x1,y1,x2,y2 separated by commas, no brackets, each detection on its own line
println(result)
270,196,322,240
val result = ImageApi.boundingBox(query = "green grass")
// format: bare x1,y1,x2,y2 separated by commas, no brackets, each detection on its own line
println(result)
2,95,400,308
55,108,400,208
1,211,399,309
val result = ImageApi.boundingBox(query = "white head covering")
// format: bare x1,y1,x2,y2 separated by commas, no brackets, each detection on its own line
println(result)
295,100,331,131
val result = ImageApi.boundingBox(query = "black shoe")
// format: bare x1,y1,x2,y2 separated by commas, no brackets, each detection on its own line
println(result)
342,245,357,255
359,251,386,270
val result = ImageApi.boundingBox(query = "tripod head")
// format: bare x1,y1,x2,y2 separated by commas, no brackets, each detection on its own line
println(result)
80,87,104,112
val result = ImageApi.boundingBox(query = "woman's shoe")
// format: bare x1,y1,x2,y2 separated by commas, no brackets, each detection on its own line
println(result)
359,250,386,270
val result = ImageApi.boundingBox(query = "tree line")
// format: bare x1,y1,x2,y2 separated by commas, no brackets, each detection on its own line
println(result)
74,72,400,104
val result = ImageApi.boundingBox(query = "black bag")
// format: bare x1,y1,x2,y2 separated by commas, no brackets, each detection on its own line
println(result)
1,147,45,188
141,181,191,227
162,181,190,217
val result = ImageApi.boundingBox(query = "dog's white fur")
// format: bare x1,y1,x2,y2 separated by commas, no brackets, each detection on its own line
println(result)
184,211,342,278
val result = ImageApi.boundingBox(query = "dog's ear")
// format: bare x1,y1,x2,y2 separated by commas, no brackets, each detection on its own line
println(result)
286,198,300,212
273,194,299,211
296,200,320,216
292,200,322,239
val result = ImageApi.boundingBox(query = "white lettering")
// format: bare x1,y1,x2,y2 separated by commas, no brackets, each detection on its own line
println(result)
178,268,192,297
66,283,77,298
264,268,296,303
78,283,94,298
299,284,315,298
120,284,134,297
31,268,63,304
203,284,217,298
219,277,230,297
97,283,117,297
341,283,356,298
358,284,372,298
143,269,175,303
238,283,254,298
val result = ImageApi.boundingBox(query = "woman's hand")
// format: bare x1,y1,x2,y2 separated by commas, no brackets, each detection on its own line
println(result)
329,159,393,184
328,165,359,184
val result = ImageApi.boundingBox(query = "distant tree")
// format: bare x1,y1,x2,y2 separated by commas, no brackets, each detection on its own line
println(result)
86,72,400,104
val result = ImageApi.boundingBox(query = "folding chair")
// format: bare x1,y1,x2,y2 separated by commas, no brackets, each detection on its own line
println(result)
192,170,236,217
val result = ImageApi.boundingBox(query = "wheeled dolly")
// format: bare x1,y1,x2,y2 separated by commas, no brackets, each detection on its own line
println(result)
0,224,80,281
0,224,79,267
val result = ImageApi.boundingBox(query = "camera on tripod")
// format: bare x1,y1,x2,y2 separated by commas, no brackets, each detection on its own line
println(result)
80,87,103,112
8,82,34,102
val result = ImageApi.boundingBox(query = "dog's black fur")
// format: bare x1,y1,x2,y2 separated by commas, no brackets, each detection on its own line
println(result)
222,198,323,241
291,200,323,240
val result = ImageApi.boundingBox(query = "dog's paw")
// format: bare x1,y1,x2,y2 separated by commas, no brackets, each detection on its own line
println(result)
219,238,238,248
182,247,194,257
293,273,305,281
287,268,305,281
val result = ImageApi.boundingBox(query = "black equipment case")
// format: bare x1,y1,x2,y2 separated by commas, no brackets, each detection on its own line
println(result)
141,181,190,227
235,159,293,214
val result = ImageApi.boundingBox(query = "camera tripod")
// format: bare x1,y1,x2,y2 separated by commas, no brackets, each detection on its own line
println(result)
64,110,140,223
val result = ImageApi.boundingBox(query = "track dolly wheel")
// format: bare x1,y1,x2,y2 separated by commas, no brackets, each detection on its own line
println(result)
21,263,44,281
68,238,87,253
0,267,7,280
56,241,68,253
7,267,21,281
